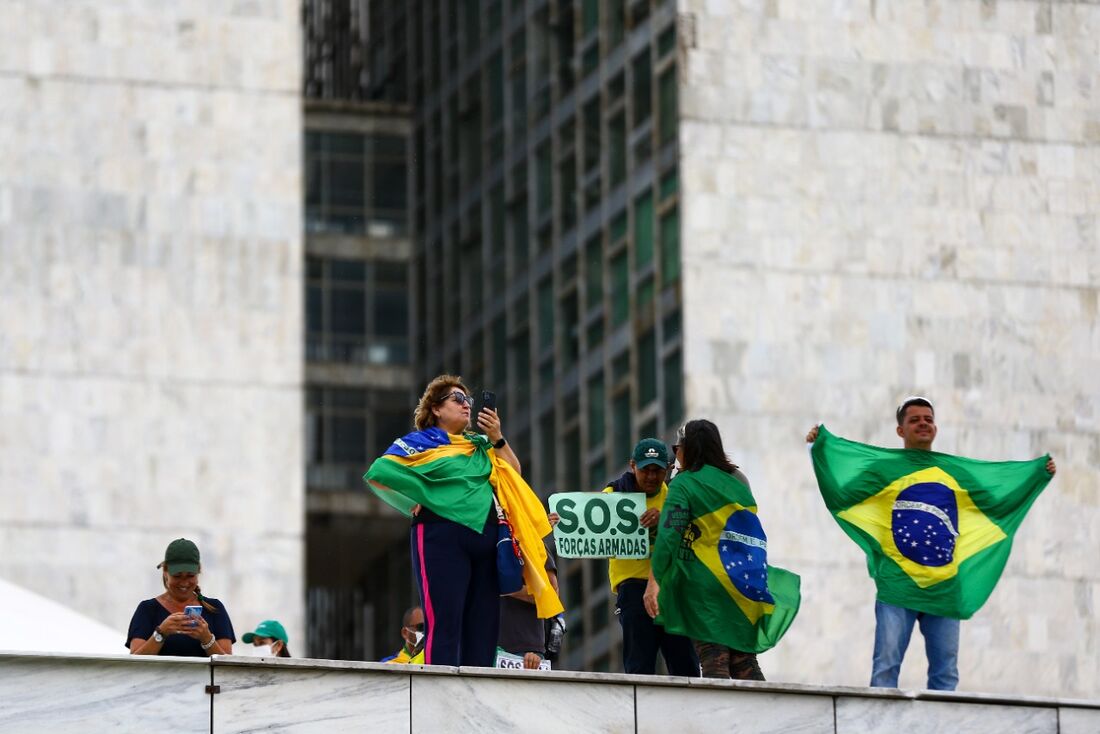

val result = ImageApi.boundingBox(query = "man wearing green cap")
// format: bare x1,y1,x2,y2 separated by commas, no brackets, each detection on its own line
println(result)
242,620,291,657
600,438,699,676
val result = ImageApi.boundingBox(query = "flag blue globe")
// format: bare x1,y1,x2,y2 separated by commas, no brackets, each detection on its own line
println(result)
891,482,959,567
718,510,774,603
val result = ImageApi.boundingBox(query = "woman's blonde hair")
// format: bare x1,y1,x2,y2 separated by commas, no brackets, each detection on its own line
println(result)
414,374,471,430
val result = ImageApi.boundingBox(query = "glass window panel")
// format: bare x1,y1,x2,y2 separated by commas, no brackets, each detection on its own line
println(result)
583,98,601,174
564,428,582,491
612,351,630,381
588,373,605,445
328,388,365,409
489,52,504,123
330,287,366,335
637,275,654,309
586,319,604,350
660,206,680,286
328,158,366,209
632,51,652,125
492,316,507,384
307,285,323,334
638,329,657,404
582,44,599,77
634,191,654,268
589,456,607,490
375,262,406,286
613,390,632,466
663,308,681,343
328,132,364,155
562,291,579,368
658,67,677,144
561,153,577,231
536,144,553,211
659,169,678,201
609,113,626,187
610,211,628,243
540,410,557,489
658,25,676,57
611,251,629,326
585,235,603,306
538,278,554,350
663,349,683,429
331,415,367,464
463,0,480,52
372,161,407,212
511,195,529,270
373,290,408,337
608,0,626,48
329,259,366,283
583,0,599,35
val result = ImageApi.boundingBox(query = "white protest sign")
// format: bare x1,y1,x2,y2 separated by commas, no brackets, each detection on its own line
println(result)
496,648,551,671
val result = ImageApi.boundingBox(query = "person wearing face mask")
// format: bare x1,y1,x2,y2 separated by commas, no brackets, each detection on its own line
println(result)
241,619,291,657
382,606,425,664
127,538,235,656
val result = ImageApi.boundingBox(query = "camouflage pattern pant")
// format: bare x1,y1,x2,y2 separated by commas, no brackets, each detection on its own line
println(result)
694,641,765,681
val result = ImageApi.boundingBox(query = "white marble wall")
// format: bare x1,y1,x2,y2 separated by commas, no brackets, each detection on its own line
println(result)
0,1,304,650
0,654,210,733
677,0,1099,697
3,654,1098,733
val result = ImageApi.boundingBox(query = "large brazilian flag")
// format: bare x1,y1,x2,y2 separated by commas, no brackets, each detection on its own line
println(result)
651,464,801,654
810,425,1052,619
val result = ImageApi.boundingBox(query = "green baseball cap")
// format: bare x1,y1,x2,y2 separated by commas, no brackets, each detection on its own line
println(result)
157,538,201,575
242,620,288,644
632,438,670,469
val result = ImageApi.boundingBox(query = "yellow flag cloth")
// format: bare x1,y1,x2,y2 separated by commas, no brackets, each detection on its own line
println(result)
490,452,564,618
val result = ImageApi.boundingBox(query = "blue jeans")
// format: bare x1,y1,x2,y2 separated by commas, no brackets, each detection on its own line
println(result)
871,600,959,690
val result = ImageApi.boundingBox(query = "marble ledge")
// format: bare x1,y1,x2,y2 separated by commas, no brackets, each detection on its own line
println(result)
2,652,1098,713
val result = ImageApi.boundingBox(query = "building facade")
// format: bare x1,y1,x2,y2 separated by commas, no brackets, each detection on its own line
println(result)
677,0,1099,695
302,0,418,661
403,0,686,671
0,2,305,647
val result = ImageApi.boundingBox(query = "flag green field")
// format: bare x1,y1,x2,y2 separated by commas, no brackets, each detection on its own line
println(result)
652,464,800,653
810,425,1052,619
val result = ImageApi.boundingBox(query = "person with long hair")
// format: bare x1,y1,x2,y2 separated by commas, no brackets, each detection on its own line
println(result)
127,538,235,656
648,420,801,680
365,375,562,667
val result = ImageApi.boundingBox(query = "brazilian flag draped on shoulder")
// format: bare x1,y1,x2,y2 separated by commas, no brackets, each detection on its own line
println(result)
810,425,1052,619
364,427,564,618
651,464,801,653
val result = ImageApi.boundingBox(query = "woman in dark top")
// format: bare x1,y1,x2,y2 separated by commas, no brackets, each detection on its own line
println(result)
127,538,235,656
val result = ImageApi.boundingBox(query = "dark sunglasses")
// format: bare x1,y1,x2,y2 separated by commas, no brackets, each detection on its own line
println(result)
437,390,473,407
405,623,425,631
671,444,681,453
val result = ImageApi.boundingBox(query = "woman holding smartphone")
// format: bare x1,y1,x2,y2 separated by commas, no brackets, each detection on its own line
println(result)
365,375,562,667
127,538,236,656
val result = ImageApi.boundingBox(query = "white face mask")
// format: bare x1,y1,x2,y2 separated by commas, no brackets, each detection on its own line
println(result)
242,643,274,657
413,630,424,646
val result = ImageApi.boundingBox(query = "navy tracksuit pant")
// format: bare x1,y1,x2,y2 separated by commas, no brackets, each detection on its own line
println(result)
410,510,500,667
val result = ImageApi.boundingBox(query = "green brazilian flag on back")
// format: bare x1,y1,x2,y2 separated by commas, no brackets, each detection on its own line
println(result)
651,464,801,654
810,425,1053,619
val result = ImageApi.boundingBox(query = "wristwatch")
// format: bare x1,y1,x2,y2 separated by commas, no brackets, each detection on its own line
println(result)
493,437,507,449
152,628,165,644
